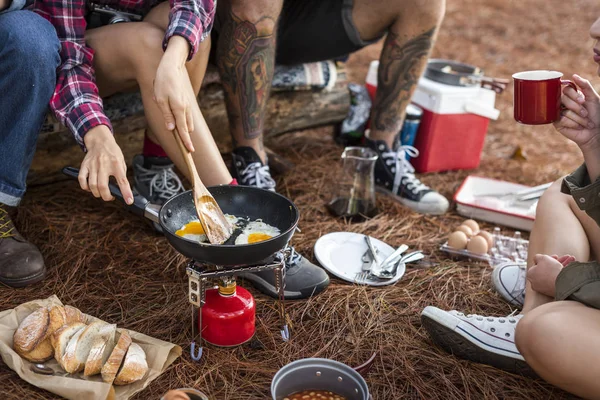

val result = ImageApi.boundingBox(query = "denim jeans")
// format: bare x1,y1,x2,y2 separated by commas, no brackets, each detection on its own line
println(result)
0,10,60,206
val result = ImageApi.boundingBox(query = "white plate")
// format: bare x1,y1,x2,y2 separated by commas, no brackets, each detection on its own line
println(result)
314,232,405,286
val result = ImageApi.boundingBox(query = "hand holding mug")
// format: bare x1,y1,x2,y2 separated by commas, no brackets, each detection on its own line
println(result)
554,74,600,151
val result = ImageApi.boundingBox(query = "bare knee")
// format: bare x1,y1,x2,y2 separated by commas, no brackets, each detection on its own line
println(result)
515,302,563,359
223,0,283,33
395,0,446,27
535,178,571,218
131,23,165,82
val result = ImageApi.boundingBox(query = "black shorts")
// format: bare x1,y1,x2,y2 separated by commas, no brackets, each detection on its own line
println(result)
211,0,380,65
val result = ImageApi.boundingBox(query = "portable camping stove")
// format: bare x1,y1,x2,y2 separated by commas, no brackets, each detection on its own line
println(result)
186,249,290,361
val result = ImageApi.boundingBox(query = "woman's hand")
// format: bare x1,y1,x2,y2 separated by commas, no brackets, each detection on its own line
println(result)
527,254,576,298
153,36,195,153
79,126,133,204
554,74,600,151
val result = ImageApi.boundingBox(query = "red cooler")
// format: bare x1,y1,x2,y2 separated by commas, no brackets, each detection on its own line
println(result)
366,61,500,173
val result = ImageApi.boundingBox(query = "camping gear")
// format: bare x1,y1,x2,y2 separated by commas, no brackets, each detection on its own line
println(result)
513,70,576,125
313,232,405,286
424,59,509,93
172,129,232,245
200,278,256,347
63,168,298,361
271,356,376,400
366,60,502,173
326,147,378,220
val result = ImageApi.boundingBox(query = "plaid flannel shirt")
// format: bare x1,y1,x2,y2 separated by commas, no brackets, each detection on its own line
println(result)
34,0,215,149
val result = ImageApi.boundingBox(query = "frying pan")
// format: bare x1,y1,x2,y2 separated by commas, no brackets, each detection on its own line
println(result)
425,59,509,94
63,167,299,266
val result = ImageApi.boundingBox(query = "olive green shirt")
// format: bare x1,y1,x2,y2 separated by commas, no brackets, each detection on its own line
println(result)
557,164,600,309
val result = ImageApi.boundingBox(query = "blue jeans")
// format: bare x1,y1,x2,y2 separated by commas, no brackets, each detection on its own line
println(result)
0,10,60,206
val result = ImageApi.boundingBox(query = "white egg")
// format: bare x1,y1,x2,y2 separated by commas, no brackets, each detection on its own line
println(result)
234,220,281,245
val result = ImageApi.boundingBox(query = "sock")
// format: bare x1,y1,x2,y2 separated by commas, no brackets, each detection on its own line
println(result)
143,134,168,158
230,179,238,186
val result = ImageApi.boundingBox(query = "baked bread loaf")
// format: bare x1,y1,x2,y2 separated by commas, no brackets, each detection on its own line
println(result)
17,337,53,362
83,324,117,376
13,307,49,354
61,326,87,373
63,321,107,373
101,331,132,384
113,343,148,385
52,322,86,366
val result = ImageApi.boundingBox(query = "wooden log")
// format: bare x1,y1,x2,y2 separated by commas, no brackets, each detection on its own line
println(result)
28,66,349,185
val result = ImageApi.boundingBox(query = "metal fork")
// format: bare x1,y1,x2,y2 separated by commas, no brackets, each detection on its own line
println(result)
355,250,373,284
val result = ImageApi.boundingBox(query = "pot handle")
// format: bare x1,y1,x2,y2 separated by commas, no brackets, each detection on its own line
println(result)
62,166,151,219
353,352,377,376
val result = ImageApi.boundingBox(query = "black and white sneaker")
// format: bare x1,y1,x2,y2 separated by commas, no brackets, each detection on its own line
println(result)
241,247,330,300
133,155,185,232
365,138,449,215
231,147,276,192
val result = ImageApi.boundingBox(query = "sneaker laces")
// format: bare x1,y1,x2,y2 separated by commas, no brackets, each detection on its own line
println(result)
136,164,184,202
381,145,428,195
240,162,276,191
0,206,15,239
285,246,302,269
456,311,522,324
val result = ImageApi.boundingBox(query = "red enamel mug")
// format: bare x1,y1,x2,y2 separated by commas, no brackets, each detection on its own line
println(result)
513,70,577,125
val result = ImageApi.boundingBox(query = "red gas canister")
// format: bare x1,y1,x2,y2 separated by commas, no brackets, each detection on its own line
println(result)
201,279,255,347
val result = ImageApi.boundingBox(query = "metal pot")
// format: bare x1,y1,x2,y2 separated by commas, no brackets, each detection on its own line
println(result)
425,59,508,94
271,358,371,400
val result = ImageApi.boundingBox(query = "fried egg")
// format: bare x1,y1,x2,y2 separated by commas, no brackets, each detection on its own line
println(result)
176,214,239,243
234,220,280,245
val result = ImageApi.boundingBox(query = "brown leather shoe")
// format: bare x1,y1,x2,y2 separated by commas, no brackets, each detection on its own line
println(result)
0,205,46,287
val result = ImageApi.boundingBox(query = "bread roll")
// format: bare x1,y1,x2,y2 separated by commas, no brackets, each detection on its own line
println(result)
64,305,86,324
13,307,49,354
52,322,86,366
101,331,132,384
47,306,67,338
83,324,117,377
114,343,148,385
17,337,53,362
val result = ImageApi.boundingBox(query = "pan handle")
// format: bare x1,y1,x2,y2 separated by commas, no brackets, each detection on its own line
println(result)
61,166,158,222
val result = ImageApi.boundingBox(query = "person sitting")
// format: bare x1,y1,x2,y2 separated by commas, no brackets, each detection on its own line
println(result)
0,0,60,287
419,17,600,399
34,0,330,300
141,0,450,214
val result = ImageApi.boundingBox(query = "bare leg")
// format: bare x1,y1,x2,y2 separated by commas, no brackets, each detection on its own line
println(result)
86,22,232,186
215,0,284,163
521,179,600,313
352,0,445,147
516,301,600,399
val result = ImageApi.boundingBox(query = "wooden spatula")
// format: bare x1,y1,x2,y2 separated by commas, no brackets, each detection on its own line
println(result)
172,130,233,244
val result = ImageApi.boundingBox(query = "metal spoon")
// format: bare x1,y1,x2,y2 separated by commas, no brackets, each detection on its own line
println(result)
372,251,424,279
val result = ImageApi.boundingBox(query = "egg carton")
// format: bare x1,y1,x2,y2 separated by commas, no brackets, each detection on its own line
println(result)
440,228,528,268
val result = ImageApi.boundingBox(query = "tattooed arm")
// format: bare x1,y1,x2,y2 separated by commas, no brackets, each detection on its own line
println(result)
216,7,279,154
371,28,436,136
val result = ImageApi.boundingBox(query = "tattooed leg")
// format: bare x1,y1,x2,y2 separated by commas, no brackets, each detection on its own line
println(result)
216,2,283,163
350,0,445,147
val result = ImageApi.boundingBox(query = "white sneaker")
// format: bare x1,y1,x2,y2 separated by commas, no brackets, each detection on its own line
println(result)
421,306,534,376
492,262,526,307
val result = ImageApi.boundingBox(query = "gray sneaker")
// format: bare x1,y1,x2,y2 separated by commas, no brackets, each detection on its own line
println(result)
241,247,330,299
133,155,184,205
492,262,526,307
133,155,185,232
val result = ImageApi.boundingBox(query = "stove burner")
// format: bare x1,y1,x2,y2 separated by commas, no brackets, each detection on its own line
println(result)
186,249,291,361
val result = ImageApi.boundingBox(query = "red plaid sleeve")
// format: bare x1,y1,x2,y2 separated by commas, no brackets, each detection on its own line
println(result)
34,0,111,150
163,0,215,60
